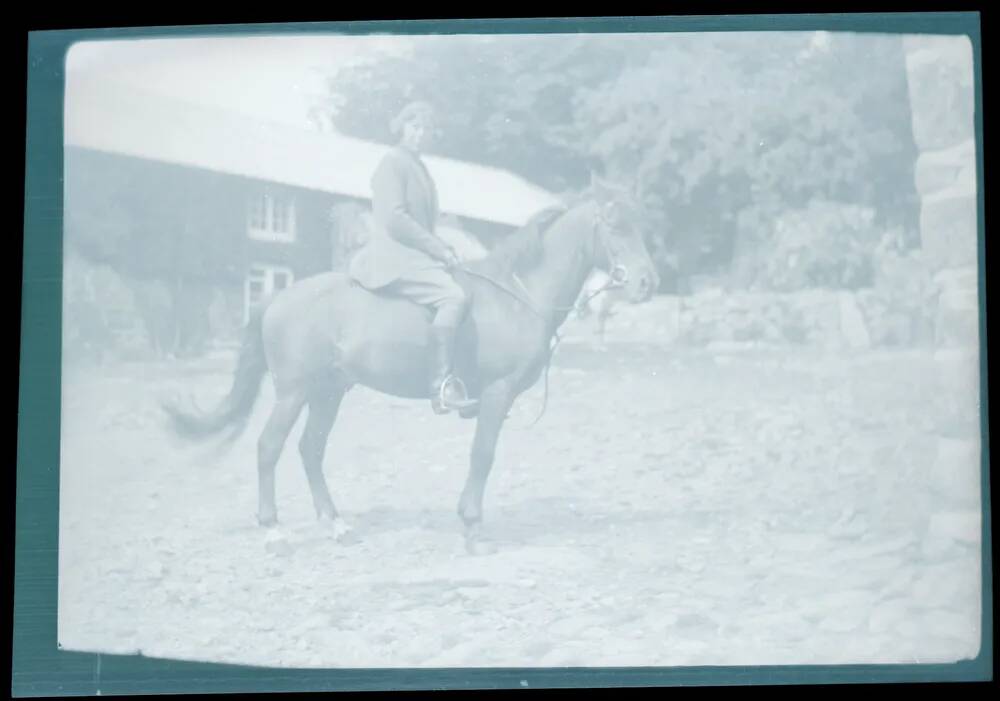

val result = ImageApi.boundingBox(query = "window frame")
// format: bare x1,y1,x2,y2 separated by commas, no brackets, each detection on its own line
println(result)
244,263,295,324
247,190,297,244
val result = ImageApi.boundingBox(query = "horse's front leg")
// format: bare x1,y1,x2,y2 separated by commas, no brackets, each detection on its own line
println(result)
458,377,516,554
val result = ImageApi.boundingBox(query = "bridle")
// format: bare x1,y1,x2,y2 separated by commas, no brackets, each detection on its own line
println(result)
453,201,634,427
570,201,632,310
458,201,631,321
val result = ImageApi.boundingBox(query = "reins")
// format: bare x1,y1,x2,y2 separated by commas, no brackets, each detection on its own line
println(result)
451,215,627,428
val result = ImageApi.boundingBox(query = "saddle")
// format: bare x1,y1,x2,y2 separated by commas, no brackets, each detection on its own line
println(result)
348,276,481,418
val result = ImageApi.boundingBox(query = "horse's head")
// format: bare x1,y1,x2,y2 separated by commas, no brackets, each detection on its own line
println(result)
588,174,660,303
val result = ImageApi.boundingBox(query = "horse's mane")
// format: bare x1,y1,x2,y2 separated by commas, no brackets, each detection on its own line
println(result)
477,205,570,277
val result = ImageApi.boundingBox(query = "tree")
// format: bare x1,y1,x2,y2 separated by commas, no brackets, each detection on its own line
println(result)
64,151,241,357
320,31,918,289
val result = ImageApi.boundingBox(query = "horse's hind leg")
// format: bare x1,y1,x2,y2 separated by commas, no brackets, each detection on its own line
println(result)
298,378,357,542
257,388,307,527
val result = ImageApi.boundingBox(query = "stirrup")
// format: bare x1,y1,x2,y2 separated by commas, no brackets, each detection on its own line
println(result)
433,375,479,413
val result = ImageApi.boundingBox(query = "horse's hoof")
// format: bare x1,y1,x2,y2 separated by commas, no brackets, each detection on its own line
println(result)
258,514,279,528
336,530,362,546
465,536,498,556
464,525,497,556
325,518,361,546
263,528,293,556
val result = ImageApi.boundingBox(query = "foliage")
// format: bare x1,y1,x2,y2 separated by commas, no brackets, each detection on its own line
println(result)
755,200,879,292
63,250,150,362
856,243,937,347
322,31,919,290
64,150,244,357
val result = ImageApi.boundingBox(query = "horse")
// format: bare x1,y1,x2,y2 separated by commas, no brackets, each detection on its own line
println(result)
164,177,660,554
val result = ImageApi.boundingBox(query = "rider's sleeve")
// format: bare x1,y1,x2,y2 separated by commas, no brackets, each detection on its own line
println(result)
371,157,451,262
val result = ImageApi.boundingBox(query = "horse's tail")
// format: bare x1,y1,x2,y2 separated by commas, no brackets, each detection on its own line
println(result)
162,303,269,442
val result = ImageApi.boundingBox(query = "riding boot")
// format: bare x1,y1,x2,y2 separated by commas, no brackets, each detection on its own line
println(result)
429,325,478,414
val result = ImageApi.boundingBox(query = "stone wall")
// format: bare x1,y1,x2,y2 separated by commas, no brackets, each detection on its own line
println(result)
904,35,981,422
904,34,979,351
566,283,936,352
903,34,982,550
676,289,842,348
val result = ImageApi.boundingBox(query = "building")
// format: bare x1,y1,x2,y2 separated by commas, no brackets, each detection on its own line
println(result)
63,77,559,353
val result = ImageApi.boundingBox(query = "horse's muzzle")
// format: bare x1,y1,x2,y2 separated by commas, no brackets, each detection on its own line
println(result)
610,264,629,286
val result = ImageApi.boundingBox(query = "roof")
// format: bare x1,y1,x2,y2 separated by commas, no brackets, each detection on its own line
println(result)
64,76,561,228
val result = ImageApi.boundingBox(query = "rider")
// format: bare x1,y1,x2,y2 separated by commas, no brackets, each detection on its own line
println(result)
348,100,478,415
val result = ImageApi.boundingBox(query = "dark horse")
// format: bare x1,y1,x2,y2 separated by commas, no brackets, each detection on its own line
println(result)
165,178,659,553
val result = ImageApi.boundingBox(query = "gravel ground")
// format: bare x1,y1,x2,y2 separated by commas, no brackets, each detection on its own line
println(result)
57,340,984,668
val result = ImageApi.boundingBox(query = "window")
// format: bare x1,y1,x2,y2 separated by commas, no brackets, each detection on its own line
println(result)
244,264,295,323
247,192,296,243
249,196,267,231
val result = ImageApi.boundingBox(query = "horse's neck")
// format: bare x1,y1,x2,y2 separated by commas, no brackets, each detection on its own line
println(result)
520,205,598,330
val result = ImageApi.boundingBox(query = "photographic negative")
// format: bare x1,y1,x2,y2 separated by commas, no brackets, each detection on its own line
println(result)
54,27,984,672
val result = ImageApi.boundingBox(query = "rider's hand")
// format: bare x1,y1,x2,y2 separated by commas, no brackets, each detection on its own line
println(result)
442,247,461,268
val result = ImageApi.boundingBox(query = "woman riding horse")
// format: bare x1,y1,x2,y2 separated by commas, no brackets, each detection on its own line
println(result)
348,101,477,414
164,112,661,551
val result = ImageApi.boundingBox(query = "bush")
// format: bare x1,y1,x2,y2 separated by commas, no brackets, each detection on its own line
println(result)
856,242,937,347
63,251,151,362
753,200,879,292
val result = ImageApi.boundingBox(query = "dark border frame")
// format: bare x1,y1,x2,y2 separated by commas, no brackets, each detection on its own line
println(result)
16,12,990,695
